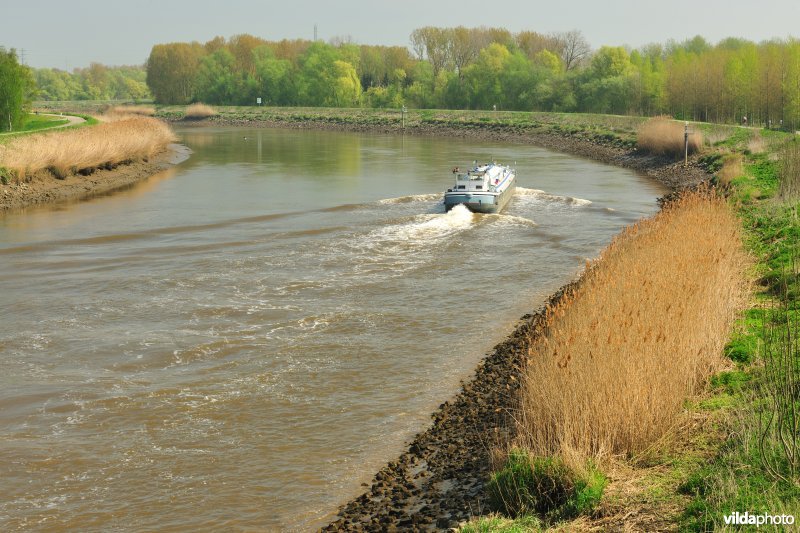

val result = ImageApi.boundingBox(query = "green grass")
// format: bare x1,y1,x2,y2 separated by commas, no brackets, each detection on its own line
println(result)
487,449,607,523
676,134,800,531
20,113,69,132
459,514,542,533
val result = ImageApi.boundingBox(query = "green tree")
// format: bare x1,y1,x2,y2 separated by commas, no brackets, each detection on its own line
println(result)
0,48,35,132
195,48,257,105
296,42,362,106
332,60,362,106
253,46,294,105
146,42,206,104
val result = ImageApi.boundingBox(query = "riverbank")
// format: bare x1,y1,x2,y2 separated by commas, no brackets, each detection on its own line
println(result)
0,114,184,212
321,283,577,531
0,145,188,212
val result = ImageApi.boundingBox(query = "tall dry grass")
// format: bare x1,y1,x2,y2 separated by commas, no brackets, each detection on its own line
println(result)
0,116,176,180
106,105,156,117
637,116,703,157
516,190,747,460
717,153,744,188
184,103,217,120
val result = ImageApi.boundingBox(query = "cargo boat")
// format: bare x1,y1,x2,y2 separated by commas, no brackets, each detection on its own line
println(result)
443,162,516,214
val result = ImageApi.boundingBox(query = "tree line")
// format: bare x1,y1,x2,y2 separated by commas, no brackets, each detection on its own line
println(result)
18,26,800,131
139,28,800,129
33,64,150,101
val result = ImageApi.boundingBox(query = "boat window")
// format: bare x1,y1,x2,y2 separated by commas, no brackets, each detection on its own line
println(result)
457,185,465,190
475,185,483,189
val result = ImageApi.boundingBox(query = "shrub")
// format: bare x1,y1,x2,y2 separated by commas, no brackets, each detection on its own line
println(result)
637,116,703,157
184,103,217,120
487,448,606,521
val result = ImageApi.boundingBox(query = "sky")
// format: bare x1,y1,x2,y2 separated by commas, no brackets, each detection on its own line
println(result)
3,0,799,69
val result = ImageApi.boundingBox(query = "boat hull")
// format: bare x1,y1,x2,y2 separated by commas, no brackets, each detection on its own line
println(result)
444,182,516,214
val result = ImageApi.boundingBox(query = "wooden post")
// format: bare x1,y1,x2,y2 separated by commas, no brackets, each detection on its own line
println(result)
684,122,689,167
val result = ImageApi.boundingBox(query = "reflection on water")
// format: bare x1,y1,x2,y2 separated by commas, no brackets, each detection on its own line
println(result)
0,127,666,531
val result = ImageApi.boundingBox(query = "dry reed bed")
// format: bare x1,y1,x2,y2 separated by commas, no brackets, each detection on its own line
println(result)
184,103,217,119
0,116,176,180
637,116,703,157
517,190,747,460
106,105,155,117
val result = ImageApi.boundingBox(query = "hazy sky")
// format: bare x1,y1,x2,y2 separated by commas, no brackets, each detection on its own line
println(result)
3,0,798,69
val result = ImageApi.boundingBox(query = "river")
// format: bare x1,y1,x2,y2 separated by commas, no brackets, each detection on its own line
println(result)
0,127,666,531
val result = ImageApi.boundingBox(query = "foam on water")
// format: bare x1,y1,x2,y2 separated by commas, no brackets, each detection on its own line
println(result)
372,203,474,242
516,187,592,206
378,193,443,205
484,213,538,227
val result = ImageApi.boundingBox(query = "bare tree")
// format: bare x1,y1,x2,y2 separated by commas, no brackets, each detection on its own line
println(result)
555,30,592,71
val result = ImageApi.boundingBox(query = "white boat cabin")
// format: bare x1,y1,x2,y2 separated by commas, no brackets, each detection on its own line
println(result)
450,164,508,193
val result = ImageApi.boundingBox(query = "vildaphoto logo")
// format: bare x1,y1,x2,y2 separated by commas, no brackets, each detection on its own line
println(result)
723,511,795,527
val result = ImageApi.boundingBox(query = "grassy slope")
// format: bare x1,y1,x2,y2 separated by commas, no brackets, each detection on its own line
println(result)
678,135,800,530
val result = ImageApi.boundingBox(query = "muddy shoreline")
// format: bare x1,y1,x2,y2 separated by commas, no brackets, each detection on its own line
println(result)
0,144,189,212
320,283,581,532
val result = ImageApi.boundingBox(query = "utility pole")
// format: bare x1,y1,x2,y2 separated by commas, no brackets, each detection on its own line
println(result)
314,25,318,42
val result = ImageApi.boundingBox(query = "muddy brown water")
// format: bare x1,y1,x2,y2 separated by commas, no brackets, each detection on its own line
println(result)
0,127,666,531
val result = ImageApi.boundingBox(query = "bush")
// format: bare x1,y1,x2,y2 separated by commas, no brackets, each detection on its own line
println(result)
487,448,607,521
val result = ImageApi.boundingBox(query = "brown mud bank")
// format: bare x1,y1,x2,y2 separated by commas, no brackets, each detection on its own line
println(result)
175,115,709,192
0,145,190,212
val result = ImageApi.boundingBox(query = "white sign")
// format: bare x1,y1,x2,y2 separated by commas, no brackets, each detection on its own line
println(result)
256,97,262,105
